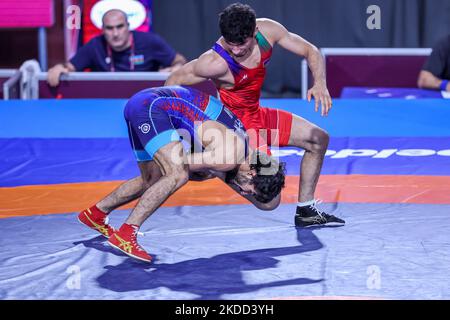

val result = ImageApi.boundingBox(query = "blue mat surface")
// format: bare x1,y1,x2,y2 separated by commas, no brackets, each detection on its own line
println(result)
1,97,450,300
2,137,450,187
1,203,449,299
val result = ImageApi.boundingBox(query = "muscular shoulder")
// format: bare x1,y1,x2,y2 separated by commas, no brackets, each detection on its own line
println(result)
256,18,287,44
256,18,277,29
195,49,229,78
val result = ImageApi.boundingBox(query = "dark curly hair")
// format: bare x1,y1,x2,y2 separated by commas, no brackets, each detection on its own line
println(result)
250,151,286,203
219,3,256,44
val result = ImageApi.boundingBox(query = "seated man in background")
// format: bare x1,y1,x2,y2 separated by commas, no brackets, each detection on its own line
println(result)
48,9,186,87
417,34,450,92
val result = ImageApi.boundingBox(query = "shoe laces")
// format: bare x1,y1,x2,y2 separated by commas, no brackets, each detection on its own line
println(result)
130,228,144,252
309,199,324,216
309,199,333,223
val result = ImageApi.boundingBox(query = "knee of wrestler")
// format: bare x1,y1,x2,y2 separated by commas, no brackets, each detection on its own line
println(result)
176,169,189,189
168,165,189,190
320,129,330,148
145,170,163,188
142,179,153,191
140,162,163,191
311,127,329,152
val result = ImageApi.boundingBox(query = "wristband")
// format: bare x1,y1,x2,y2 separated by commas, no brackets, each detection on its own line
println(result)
440,80,449,91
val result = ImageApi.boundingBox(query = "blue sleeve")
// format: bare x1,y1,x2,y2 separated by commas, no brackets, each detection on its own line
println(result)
69,40,95,71
145,33,177,68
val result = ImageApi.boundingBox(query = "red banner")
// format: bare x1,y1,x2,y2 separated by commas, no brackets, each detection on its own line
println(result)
0,0,54,28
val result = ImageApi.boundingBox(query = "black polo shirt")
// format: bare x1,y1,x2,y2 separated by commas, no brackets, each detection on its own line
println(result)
70,31,176,72
423,35,450,80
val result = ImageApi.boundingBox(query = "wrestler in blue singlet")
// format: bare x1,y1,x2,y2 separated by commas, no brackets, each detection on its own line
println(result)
124,86,248,161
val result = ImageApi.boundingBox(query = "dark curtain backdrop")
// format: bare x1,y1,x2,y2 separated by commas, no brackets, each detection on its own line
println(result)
152,0,450,97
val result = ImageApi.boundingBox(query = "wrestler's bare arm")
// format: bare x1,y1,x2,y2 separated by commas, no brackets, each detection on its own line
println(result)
165,51,229,86
258,18,332,116
187,141,246,173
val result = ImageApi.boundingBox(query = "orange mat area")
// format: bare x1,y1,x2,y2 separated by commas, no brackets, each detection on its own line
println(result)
1,175,449,218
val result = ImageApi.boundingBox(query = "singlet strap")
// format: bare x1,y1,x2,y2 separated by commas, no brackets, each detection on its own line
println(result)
212,43,243,76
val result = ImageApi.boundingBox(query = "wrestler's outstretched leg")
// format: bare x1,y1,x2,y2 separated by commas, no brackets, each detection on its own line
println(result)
108,142,189,262
78,161,162,238
287,114,345,227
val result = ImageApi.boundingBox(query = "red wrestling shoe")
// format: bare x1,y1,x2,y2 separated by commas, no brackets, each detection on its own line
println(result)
78,205,116,238
108,224,152,263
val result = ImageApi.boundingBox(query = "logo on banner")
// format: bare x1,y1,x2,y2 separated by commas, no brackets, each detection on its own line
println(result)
273,148,450,158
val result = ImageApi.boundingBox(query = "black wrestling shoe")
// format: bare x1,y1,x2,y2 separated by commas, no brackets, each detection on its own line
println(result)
295,200,345,227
